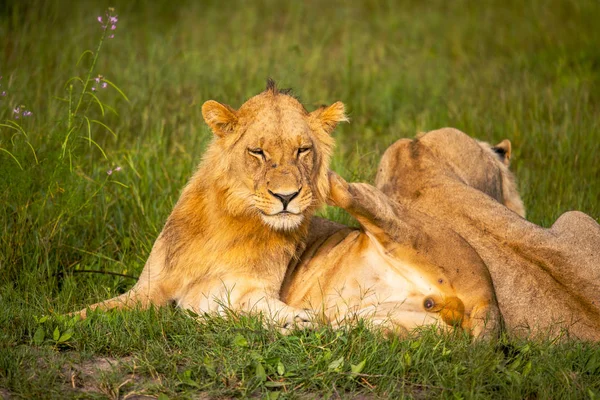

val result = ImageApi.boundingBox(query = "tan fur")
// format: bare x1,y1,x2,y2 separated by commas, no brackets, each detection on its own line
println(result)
373,128,600,340
75,82,347,329
282,171,501,338
284,128,600,340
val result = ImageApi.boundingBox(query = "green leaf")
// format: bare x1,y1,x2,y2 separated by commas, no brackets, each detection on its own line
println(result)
265,356,280,366
58,329,73,343
102,78,131,103
410,340,421,349
233,334,248,348
264,381,287,388
522,360,532,377
90,119,117,138
328,356,344,371
203,356,216,378
277,361,285,376
255,362,267,382
33,326,45,345
178,370,200,388
509,358,521,371
351,359,366,375
53,327,60,341
403,352,412,367
267,391,280,400
157,394,170,400
38,315,49,324
85,92,105,116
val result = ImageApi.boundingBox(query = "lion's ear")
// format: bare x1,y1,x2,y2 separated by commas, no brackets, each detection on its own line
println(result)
492,139,512,166
310,101,348,134
202,100,238,138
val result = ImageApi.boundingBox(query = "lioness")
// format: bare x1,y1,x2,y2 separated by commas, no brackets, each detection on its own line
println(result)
284,128,600,340
282,170,500,338
75,80,347,328
375,128,600,340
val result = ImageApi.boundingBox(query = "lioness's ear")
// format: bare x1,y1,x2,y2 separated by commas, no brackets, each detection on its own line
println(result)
310,101,348,134
492,139,512,166
202,100,238,138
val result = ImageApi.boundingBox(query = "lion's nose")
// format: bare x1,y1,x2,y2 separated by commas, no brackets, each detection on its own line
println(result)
269,189,300,209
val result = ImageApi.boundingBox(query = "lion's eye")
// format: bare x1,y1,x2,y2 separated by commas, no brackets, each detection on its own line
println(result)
248,148,266,160
297,147,312,157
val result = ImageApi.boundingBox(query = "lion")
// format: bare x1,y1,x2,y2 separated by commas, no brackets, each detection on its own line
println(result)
374,128,600,340
283,128,600,340
74,80,347,329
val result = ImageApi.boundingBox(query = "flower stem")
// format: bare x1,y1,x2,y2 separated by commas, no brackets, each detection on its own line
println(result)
67,84,73,130
72,22,107,121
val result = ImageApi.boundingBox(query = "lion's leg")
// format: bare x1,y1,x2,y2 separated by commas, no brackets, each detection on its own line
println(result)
73,280,170,319
237,290,314,333
178,278,314,333
74,290,147,319
72,236,173,319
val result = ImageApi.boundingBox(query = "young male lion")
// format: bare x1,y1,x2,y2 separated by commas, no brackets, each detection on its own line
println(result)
74,80,347,329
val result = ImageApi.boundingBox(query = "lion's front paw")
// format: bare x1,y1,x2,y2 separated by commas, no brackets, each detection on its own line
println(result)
279,310,315,334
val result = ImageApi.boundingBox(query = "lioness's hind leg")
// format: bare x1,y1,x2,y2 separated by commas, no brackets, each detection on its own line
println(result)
328,171,412,246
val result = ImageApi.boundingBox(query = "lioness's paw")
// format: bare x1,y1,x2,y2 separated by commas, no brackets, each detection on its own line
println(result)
327,171,351,208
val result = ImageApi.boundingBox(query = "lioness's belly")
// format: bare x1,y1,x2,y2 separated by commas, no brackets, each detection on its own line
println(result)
284,230,445,329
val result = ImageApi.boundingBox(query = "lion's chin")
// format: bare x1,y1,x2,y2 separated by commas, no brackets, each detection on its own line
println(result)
260,212,304,231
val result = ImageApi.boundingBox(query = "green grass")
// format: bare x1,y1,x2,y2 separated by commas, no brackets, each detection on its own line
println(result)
1,0,599,398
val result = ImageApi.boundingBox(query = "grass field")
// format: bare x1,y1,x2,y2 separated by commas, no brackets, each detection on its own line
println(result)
1,0,600,398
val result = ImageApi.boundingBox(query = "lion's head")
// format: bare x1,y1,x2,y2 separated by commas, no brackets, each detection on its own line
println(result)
200,80,347,231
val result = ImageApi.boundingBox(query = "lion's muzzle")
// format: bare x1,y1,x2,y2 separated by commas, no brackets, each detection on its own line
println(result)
268,188,301,210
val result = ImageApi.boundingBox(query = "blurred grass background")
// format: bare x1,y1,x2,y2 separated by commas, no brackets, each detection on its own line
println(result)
1,0,600,398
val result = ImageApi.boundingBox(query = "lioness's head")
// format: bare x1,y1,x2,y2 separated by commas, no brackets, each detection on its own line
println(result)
377,128,526,218
423,128,526,218
475,138,526,218
201,80,347,231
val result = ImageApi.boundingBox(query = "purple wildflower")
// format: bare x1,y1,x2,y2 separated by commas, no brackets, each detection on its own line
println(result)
1,91,6,97
99,8,118,38
107,166,121,175
101,82,107,89
91,87,96,91
22,110,32,117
